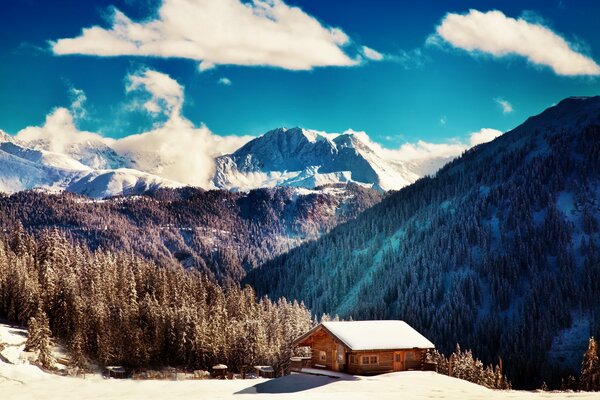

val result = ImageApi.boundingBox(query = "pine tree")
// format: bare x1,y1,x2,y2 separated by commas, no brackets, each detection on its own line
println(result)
26,307,55,369
581,337,600,391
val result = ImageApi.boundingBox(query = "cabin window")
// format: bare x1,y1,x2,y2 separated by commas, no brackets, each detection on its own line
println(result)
319,351,326,362
361,354,378,365
395,353,401,362
349,355,356,364
405,351,414,361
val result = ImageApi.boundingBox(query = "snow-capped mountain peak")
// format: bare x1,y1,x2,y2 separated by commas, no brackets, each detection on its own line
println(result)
0,137,181,198
212,126,420,191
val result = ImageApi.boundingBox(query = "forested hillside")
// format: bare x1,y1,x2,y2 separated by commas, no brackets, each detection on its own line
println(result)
0,184,382,282
246,97,600,388
0,228,312,373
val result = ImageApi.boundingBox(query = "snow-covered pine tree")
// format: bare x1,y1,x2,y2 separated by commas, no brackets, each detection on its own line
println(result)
26,307,54,369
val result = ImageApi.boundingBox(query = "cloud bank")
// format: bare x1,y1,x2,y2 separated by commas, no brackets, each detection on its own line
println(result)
434,9,600,76
16,69,251,188
344,127,503,168
51,0,367,71
468,128,503,146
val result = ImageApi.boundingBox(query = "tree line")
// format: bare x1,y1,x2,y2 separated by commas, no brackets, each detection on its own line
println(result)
0,226,312,374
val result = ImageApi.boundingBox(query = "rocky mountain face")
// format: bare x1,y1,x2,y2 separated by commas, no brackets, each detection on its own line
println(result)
212,127,425,192
246,97,600,388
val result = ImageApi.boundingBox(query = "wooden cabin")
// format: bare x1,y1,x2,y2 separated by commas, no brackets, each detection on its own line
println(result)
292,320,435,375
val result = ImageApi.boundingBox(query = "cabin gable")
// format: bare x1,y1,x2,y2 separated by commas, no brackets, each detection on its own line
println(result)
295,326,349,371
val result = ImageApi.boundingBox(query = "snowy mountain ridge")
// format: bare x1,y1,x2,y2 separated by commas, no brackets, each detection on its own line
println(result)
4,97,597,198
2,123,452,197
212,127,423,191
0,137,182,198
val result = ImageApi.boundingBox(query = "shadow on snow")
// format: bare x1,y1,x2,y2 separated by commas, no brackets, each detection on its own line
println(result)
235,373,358,394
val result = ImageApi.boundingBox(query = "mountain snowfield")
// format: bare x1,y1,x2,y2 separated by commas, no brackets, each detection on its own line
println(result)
0,124,454,198
0,129,183,198
212,127,437,192
0,323,595,400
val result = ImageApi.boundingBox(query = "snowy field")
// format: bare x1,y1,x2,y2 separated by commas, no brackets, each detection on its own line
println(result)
2,322,600,400
5,367,600,400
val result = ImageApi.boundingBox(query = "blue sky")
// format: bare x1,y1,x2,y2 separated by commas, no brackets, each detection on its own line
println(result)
1,0,600,148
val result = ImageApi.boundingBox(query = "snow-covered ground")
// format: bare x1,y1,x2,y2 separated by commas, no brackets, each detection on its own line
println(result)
1,322,598,400
4,366,600,400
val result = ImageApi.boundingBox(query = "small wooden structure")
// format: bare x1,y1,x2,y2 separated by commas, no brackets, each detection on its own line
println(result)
254,365,275,378
104,366,127,379
211,364,228,379
292,320,435,375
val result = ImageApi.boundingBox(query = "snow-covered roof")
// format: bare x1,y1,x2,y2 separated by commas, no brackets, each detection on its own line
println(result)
315,320,435,351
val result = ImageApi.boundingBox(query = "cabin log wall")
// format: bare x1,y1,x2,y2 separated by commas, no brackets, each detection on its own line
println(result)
306,330,338,371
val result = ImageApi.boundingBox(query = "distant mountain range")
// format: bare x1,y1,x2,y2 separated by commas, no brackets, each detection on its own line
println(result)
0,125,452,198
246,96,600,387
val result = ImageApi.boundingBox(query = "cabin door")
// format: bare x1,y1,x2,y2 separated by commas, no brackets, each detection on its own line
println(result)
393,351,404,371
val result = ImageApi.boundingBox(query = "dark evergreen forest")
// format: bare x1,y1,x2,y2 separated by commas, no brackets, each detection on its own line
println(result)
247,97,600,388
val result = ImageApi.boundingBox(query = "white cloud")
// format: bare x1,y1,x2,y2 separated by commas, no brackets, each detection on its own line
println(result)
218,77,232,86
16,88,109,155
127,69,184,117
469,128,503,146
111,117,250,188
17,107,111,155
439,116,447,126
16,69,252,188
343,127,502,163
382,140,467,162
51,0,365,71
68,87,88,120
434,9,600,76
494,98,514,114
361,46,384,61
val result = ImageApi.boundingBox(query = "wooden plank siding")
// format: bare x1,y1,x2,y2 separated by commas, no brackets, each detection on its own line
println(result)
302,328,347,371
346,349,426,375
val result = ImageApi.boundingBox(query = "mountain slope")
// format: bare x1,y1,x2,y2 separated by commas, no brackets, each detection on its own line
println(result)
213,127,422,191
17,135,128,170
246,97,600,388
0,183,383,282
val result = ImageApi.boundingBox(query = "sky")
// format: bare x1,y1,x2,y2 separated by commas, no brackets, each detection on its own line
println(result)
1,0,600,151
